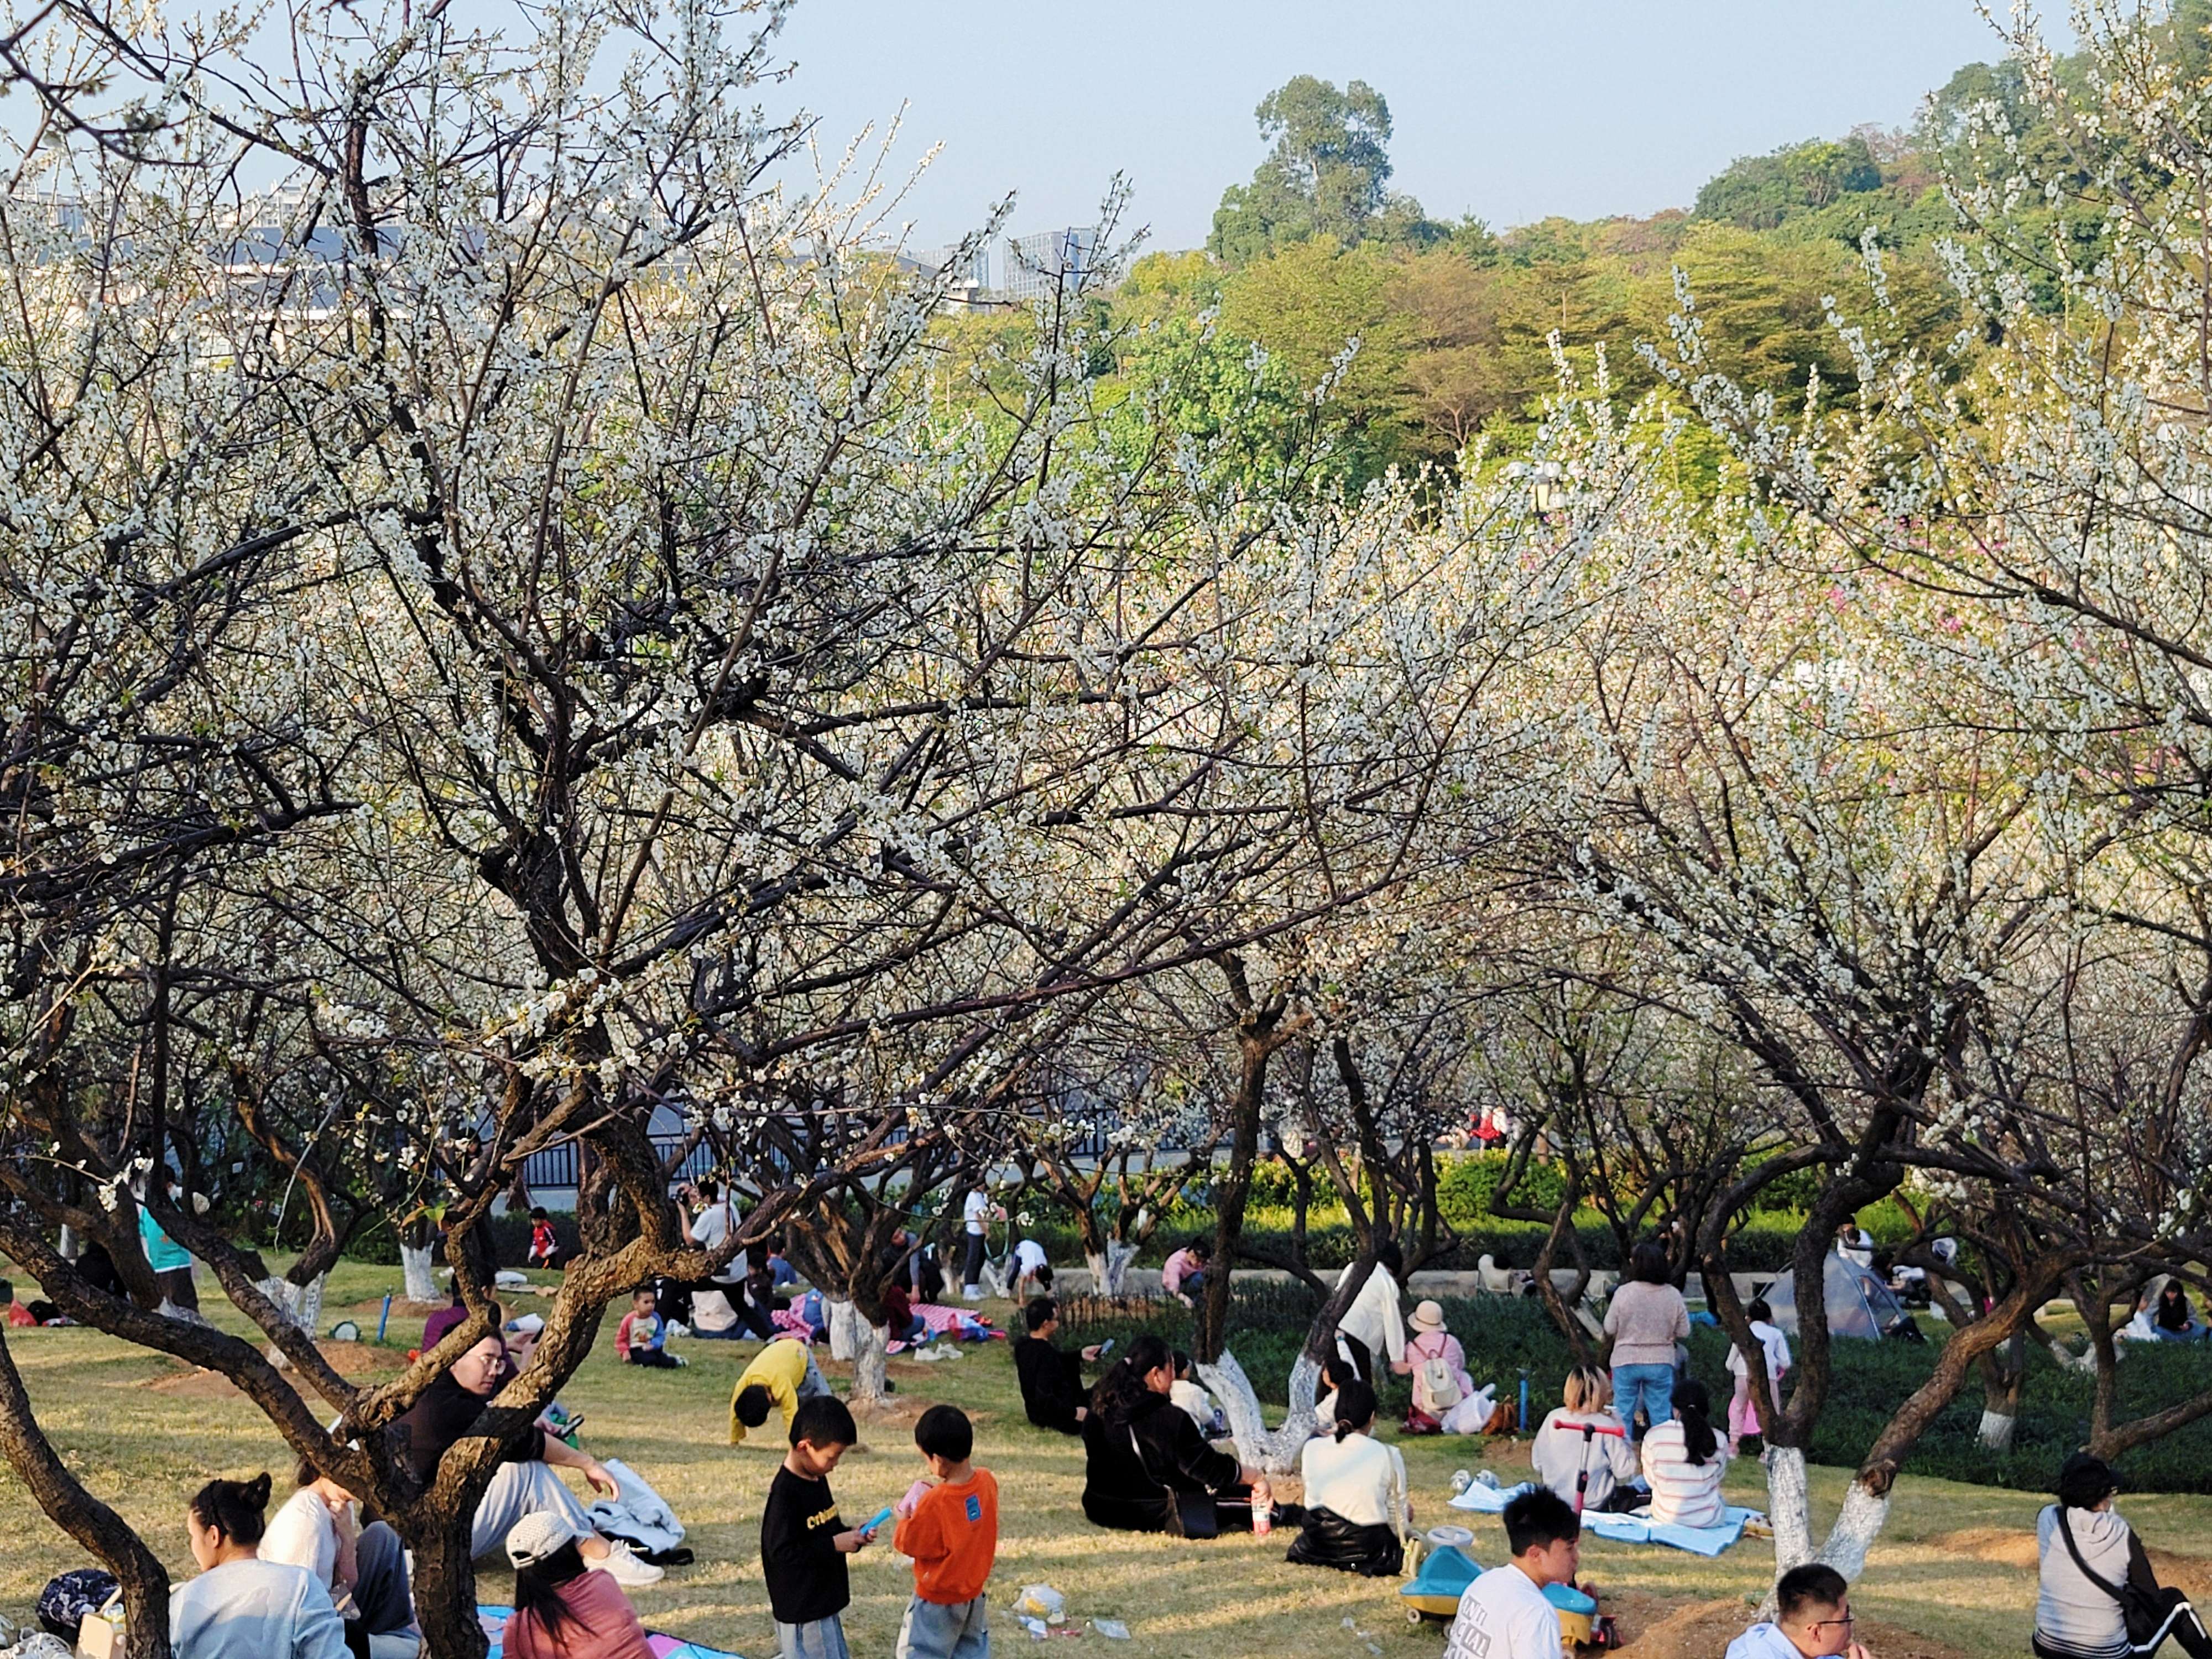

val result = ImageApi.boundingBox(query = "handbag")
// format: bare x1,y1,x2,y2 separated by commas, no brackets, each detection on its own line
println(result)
1129,1425,1221,1539
2056,1506,2165,1645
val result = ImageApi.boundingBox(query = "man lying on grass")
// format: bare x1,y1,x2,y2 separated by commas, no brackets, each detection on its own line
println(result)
1728,1563,1873,1659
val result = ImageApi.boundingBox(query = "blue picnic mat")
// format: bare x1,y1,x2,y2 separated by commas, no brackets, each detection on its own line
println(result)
1447,1483,1760,1556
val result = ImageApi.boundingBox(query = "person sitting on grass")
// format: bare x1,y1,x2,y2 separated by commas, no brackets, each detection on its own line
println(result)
392,1334,662,1584
762,1395,880,1659
1079,1333,1274,1536
1444,1488,1580,1659
1013,1297,1099,1434
1641,1375,1728,1528
883,1275,928,1347
1531,1365,1639,1515
0,1279,33,1327
261,1458,420,1659
2153,1281,2208,1342
2034,1452,2212,1659
170,1473,347,1659
729,1333,836,1446
1726,1563,1872,1659
498,1510,655,1659
615,1287,686,1369
892,1405,998,1659
1285,1380,1409,1577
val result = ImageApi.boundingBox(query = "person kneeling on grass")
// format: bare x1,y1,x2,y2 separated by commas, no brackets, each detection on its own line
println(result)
1728,1563,1872,1659
762,1395,884,1659
1286,1380,1409,1577
171,1474,347,1659
615,1287,686,1369
1444,1488,1580,1659
500,1510,655,1659
261,1459,420,1659
730,1334,836,1446
893,1405,998,1659
2034,1452,2212,1659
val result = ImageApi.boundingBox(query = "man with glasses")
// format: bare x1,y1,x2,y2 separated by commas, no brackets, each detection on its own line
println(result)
1727,1563,1874,1659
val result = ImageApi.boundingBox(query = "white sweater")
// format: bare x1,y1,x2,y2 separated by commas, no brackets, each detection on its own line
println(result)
1531,1408,1637,1510
1298,1431,1408,1530
1335,1262,1407,1366
1640,1420,1729,1528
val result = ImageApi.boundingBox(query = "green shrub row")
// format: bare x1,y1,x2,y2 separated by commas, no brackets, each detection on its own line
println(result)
1058,1287,2212,1494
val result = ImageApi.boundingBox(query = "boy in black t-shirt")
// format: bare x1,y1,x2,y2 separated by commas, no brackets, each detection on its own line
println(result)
761,1394,879,1659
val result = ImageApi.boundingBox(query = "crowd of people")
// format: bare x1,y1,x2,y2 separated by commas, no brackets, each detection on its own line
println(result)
105,1197,2212,1659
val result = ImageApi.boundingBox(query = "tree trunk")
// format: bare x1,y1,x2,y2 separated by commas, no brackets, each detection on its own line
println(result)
405,1505,487,1659
401,1245,442,1307
1976,1332,2026,1453
0,1329,175,1658
1196,1347,1319,1474
826,1297,860,1362
1763,1444,1816,1573
1083,1244,1135,1297
1815,1479,1892,1582
847,1318,889,1408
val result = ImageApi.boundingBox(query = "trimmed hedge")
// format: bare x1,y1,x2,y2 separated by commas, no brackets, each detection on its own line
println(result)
1060,1288,2212,1494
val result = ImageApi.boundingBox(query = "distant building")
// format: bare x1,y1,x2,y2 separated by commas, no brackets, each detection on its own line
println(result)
1002,226,1100,302
915,241,993,291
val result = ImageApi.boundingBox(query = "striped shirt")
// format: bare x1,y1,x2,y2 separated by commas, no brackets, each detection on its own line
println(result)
1640,1421,1729,1528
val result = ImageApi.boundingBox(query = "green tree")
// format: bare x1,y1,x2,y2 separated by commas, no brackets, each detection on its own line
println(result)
1209,76,1436,264
1693,137,1883,231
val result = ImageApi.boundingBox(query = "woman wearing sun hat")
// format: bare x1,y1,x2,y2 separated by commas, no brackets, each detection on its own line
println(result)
499,1511,656,1659
1405,1301,1480,1431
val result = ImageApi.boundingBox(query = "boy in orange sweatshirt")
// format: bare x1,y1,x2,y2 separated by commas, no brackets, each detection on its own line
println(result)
891,1404,997,1658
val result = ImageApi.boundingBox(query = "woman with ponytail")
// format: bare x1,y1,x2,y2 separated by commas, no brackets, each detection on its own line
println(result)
1641,1376,1730,1528
170,1473,349,1658
1081,1333,1274,1535
1285,1381,1409,1576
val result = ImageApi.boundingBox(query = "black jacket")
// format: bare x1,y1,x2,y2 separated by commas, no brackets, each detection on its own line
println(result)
1082,1390,1240,1532
1014,1336,1087,1434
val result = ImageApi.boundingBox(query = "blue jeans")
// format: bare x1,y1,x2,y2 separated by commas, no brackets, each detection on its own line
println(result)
1612,1362,1676,1444
779,1614,851,1659
897,1593,989,1659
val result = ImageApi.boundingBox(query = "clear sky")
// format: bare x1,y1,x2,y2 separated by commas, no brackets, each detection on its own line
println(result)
771,1,2051,254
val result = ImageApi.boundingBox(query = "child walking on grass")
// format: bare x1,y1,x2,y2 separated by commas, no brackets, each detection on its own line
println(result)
615,1287,686,1369
761,1395,879,1659
893,1405,998,1659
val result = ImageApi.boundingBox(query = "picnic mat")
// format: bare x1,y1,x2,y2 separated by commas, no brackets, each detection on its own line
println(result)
478,1604,744,1658
1447,1483,1761,1557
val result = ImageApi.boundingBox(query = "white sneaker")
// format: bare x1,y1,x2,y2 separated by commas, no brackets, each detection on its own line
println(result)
590,1540,665,1586
962,1286,983,1301
665,1322,690,1339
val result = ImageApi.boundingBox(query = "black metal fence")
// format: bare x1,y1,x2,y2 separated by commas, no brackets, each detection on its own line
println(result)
521,1136,719,1192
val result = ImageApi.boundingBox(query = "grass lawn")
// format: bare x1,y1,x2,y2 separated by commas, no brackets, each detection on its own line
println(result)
2,1258,2207,1657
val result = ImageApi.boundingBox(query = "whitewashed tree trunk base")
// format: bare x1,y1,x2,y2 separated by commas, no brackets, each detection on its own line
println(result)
400,1245,441,1307
1977,1409,2017,1453
1754,1445,1816,1620
847,1319,888,1407
826,1298,860,1363
258,1275,327,1369
1815,1479,1892,1583
1196,1348,1319,1475
1083,1244,1138,1297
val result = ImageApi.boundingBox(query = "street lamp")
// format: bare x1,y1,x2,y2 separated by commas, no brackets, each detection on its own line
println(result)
1531,461,1564,514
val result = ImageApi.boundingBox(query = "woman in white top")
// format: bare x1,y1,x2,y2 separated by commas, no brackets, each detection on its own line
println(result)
261,1460,422,1658
1640,1376,1730,1529
2034,1453,2212,1659
1334,1241,1410,1383
1532,1365,1640,1514
1286,1380,1410,1576
170,1473,348,1659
